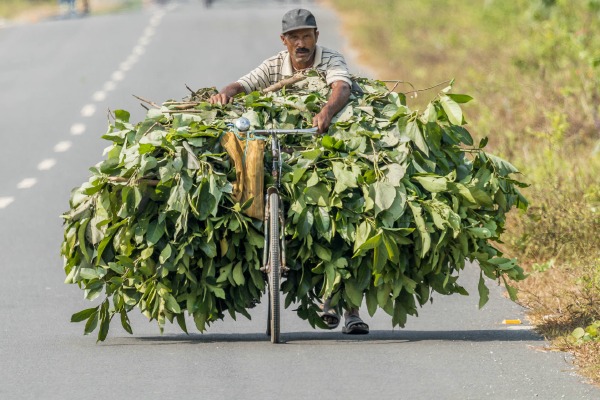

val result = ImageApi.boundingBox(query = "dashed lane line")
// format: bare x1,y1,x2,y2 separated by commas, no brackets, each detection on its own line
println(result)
138,36,151,46
54,141,72,152
3,6,173,210
133,45,146,56
37,159,57,171
103,81,117,92
70,123,86,136
111,70,125,81
92,91,107,102
0,197,15,209
144,26,156,37
81,104,96,117
17,178,37,189
119,61,133,72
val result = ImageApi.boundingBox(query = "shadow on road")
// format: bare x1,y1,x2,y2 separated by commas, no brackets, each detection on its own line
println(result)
103,328,543,346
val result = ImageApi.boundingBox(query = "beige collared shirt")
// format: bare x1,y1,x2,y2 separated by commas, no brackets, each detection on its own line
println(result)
236,45,352,93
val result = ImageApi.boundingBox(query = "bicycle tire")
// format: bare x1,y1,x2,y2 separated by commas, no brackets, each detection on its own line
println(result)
268,192,281,343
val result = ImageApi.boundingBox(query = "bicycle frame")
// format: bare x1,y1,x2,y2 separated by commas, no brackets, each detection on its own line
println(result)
257,129,315,275
232,118,317,343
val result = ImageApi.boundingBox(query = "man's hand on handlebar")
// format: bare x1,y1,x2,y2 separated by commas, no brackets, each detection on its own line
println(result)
312,107,334,134
312,81,351,134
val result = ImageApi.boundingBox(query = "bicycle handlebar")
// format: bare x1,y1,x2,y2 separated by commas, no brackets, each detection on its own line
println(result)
233,117,317,136
252,127,318,135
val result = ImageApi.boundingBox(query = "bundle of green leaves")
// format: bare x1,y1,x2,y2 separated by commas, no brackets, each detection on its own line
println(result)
61,75,527,341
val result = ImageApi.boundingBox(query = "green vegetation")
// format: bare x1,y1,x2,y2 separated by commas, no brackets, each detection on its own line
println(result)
328,0,600,384
62,76,526,340
0,0,142,20
0,0,54,19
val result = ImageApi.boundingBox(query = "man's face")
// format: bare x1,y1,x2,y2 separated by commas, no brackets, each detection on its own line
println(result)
281,28,319,67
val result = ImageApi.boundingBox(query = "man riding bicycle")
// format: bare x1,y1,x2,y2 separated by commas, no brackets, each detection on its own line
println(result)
209,8,369,335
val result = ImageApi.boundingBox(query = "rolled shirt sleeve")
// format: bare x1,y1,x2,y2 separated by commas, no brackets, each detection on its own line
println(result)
320,48,353,87
237,62,272,93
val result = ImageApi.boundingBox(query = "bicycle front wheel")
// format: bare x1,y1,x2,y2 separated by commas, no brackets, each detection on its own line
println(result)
268,192,281,344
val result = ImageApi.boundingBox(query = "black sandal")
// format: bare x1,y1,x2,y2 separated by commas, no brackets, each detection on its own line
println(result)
318,311,341,329
342,315,369,334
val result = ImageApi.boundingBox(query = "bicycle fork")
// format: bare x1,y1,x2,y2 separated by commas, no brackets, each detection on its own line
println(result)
261,188,288,276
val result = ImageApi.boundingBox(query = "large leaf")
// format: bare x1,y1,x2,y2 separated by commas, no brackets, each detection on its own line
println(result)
370,181,397,216
440,95,463,125
332,162,358,193
413,175,448,193
478,271,490,309
406,120,429,155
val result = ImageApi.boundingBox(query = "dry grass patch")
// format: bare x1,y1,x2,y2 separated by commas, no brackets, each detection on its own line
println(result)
0,0,56,21
327,0,600,385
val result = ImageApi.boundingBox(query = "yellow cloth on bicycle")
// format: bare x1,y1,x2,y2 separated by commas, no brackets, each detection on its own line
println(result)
220,132,265,220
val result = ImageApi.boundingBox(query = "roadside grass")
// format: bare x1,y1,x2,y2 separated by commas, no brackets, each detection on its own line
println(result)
327,0,600,385
0,0,55,19
0,0,143,21
88,0,144,16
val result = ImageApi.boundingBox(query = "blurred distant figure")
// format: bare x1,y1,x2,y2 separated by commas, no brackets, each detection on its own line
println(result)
82,0,90,15
58,0,76,15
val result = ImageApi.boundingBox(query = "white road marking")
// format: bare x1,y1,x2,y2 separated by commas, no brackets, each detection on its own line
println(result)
81,104,96,117
38,159,57,171
103,81,117,91
0,197,15,209
5,10,172,214
133,45,146,56
127,52,139,63
17,178,37,189
123,56,138,70
138,36,150,46
111,70,125,81
150,14,164,27
92,91,107,102
54,141,72,152
70,123,86,135
119,61,132,71
506,325,534,330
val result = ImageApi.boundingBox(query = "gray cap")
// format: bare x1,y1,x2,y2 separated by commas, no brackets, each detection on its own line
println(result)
281,9,317,34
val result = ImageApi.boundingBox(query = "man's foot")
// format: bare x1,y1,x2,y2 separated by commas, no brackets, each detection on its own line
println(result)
318,310,341,329
342,314,369,335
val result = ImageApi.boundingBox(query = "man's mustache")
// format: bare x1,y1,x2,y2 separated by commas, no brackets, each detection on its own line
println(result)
296,48,310,54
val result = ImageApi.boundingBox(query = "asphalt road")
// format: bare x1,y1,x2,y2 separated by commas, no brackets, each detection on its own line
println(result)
0,1,598,399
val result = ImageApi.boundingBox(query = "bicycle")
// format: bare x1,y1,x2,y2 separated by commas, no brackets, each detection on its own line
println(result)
231,117,317,343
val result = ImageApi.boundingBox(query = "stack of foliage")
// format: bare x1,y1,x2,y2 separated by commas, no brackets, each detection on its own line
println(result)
61,74,527,341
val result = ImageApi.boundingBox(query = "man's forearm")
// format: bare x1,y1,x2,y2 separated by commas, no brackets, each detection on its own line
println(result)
312,81,351,133
220,82,245,98
322,81,351,118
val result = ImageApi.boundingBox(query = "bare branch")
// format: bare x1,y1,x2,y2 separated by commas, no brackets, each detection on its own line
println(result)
132,94,160,109
107,176,160,186
263,74,306,93
381,79,453,96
